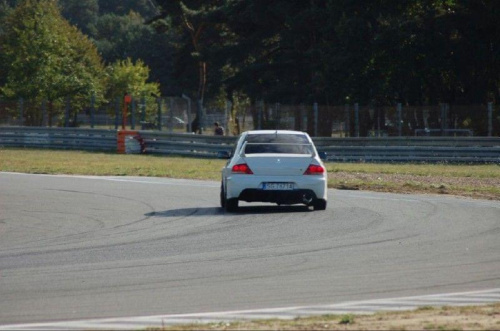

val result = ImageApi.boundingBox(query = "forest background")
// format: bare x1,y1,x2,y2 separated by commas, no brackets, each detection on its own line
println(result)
0,0,499,136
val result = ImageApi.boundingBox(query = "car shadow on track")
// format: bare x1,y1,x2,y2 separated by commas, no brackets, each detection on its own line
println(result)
146,205,311,218
233,205,312,214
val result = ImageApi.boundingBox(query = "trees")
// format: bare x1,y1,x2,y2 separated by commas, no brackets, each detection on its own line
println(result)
0,1,14,87
59,0,98,35
0,1,15,34
105,58,161,125
214,0,499,134
55,0,175,97
210,1,349,134
148,0,228,132
105,57,160,101
0,0,163,127
1,0,498,132
0,0,105,125
149,0,211,101
220,1,333,104
92,11,174,96
98,0,157,17
94,12,152,62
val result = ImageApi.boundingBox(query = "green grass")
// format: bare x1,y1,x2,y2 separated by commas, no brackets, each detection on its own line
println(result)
0,148,224,179
338,314,355,325
1,147,499,200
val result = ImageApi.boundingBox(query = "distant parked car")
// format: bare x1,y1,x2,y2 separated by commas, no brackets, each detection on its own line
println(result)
219,130,328,212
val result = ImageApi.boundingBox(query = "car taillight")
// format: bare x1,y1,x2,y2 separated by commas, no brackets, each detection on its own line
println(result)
304,164,324,175
232,163,253,174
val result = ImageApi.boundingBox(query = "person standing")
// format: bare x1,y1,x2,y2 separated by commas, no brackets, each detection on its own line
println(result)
214,122,224,135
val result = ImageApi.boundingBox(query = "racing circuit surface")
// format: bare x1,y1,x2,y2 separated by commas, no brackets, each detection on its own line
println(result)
0,172,499,325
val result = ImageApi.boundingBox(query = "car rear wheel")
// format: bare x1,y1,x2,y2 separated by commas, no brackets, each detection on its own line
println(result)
313,199,327,211
225,198,238,212
220,184,225,208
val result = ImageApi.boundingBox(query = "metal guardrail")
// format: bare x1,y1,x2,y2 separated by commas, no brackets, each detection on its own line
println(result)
0,127,116,152
141,133,500,163
312,137,500,162
414,128,473,136
139,131,236,158
0,127,499,163
312,137,500,147
320,146,500,163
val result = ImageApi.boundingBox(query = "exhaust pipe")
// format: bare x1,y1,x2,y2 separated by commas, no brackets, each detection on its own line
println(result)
302,193,313,205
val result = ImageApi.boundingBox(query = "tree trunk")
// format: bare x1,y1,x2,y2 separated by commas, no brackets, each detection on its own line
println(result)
48,101,53,127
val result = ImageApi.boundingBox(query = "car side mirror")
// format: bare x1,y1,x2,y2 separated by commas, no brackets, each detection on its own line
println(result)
217,151,231,159
318,151,327,160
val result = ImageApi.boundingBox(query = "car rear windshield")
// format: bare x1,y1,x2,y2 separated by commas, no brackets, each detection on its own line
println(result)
246,134,309,144
244,134,313,154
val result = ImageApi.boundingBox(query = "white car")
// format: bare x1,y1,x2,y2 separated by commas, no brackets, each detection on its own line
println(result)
219,130,328,212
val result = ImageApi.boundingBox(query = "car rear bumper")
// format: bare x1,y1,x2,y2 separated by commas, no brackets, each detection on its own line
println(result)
225,174,327,203
239,188,318,205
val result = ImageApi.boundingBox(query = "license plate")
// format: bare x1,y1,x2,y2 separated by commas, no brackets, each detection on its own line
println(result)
263,182,294,190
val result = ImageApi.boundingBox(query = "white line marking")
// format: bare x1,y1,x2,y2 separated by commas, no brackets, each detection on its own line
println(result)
0,172,219,188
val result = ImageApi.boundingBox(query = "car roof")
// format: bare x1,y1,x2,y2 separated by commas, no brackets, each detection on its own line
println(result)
245,130,308,136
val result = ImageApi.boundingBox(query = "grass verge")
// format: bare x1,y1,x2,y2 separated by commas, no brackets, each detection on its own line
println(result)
151,303,500,330
1,148,499,200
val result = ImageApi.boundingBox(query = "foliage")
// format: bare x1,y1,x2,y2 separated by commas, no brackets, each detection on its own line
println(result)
217,0,500,107
105,58,160,122
59,0,98,35
98,0,157,17
151,2,235,95
339,314,355,325
0,0,105,125
92,11,175,95
105,58,160,100
94,12,151,62
207,87,250,135
0,1,14,33
147,0,229,132
206,0,500,135
0,0,15,86
1,0,499,134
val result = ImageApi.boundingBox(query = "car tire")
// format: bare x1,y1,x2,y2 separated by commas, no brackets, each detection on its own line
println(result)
313,199,327,211
220,184,225,208
225,198,238,212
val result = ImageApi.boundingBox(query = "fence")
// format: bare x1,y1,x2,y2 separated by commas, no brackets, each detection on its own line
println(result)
0,96,193,132
1,97,499,137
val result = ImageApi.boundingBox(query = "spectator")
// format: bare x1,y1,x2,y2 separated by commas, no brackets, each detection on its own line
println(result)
214,122,224,135
190,117,199,134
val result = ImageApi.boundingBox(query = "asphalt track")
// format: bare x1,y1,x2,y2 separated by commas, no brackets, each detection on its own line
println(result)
0,172,499,325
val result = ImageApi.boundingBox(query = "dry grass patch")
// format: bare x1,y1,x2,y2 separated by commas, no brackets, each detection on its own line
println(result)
150,303,500,330
329,171,500,200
